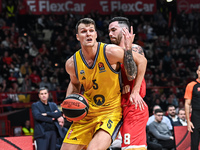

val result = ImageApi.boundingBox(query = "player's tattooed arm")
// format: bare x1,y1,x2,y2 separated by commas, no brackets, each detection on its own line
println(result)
132,45,144,56
124,49,137,81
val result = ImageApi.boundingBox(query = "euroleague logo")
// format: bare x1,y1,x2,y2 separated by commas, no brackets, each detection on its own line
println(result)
98,62,106,73
178,0,189,13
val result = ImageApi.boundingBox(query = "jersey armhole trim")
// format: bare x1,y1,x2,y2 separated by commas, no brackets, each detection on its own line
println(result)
103,44,120,74
73,54,78,80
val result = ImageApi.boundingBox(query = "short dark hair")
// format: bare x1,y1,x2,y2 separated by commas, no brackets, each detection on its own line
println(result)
155,109,163,114
167,105,175,110
109,17,130,31
75,18,96,33
178,108,185,114
38,87,48,93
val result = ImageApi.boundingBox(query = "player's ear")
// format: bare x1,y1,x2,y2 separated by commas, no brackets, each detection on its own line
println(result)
95,31,97,39
76,34,80,41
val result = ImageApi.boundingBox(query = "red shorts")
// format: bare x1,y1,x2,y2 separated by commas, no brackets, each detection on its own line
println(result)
121,104,149,150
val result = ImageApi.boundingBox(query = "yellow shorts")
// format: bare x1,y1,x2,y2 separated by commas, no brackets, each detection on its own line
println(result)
63,110,122,146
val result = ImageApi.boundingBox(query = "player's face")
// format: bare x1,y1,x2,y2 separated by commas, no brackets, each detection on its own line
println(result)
39,89,49,101
76,23,97,47
108,21,123,45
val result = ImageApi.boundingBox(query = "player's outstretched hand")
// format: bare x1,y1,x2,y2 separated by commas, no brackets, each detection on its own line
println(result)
129,91,147,110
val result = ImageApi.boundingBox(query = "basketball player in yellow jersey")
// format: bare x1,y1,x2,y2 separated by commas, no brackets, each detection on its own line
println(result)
61,18,147,150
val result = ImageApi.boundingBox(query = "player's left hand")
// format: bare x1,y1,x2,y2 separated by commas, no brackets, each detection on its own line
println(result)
129,91,147,110
122,26,135,50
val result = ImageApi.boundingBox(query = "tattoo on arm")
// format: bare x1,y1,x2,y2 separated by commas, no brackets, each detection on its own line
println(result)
132,45,144,56
124,49,137,81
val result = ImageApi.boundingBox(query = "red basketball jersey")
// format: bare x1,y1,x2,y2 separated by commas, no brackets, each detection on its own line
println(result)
121,63,146,106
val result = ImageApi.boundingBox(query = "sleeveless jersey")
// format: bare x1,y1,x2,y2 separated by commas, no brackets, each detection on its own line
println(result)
74,42,122,116
121,63,146,106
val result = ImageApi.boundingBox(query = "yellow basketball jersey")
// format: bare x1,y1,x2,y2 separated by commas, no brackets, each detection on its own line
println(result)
74,42,122,117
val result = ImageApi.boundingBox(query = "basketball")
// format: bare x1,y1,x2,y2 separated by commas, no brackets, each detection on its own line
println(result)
61,93,89,122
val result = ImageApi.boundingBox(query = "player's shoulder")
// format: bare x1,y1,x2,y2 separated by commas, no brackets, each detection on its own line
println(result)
65,55,75,73
132,44,144,56
105,44,122,54
132,43,142,48
106,44,119,49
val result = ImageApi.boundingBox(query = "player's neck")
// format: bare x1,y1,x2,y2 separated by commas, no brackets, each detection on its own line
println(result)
81,42,98,66
119,40,125,49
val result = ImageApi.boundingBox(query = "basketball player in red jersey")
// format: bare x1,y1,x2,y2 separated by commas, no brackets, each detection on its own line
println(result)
109,17,149,150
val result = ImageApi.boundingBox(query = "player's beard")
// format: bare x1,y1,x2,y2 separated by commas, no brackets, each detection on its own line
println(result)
110,32,123,46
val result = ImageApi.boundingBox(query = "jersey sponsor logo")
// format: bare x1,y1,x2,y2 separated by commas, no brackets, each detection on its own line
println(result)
94,95,105,106
82,76,86,80
72,137,77,140
98,62,106,73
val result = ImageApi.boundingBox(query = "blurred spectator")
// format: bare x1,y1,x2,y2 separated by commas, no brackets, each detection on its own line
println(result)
37,15,46,30
180,34,189,47
29,70,41,88
50,76,59,91
11,52,21,65
188,35,198,48
173,108,187,126
21,74,32,92
26,36,34,48
22,120,34,136
2,51,13,65
9,63,21,78
170,34,180,49
21,52,30,64
159,93,168,112
5,86,19,111
147,105,173,131
56,116,68,150
7,72,17,87
33,53,43,67
166,105,178,126
20,61,32,77
39,76,52,91
1,36,10,48
149,109,175,150
17,0,29,30
17,43,29,58
29,44,39,58
57,68,67,85
38,43,49,57
2,63,10,79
